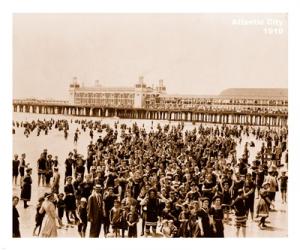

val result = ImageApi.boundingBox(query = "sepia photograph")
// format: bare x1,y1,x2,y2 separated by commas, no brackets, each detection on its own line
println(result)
12,13,288,238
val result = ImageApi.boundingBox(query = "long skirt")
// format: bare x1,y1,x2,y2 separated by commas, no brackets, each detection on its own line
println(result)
64,195,76,211
41,216,57,237
20,184,31,201
51,184,59,194
214,220,224,237
256,198,269,217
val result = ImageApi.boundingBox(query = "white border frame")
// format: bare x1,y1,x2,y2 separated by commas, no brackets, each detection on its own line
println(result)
1,0,299,249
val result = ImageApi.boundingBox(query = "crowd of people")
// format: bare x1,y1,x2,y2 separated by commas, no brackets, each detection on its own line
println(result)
12,118,288,238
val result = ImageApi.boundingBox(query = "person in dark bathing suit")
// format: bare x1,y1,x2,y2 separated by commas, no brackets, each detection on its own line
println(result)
13,154,20,186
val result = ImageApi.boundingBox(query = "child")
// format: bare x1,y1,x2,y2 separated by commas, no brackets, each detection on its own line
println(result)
256,182,275,229
127,205,139,238
120,206,129,238
32,197,45,236
278,171,288,204
57,193,65,226
109,200,122,237
78,198,88,237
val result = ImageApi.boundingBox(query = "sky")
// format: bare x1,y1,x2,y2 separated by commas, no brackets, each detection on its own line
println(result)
13,13,288,100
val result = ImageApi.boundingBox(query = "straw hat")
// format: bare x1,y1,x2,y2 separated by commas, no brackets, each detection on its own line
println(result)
262,181,270,187
94,184,101,190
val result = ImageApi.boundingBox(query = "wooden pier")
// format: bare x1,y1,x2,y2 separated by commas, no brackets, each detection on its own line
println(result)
13,100,288,127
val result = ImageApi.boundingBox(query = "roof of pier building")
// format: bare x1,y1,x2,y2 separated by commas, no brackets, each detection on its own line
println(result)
76,86,135,93
160,94,216,99
219,88,288,99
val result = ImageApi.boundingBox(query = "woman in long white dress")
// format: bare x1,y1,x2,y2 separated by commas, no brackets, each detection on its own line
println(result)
39,193,62,237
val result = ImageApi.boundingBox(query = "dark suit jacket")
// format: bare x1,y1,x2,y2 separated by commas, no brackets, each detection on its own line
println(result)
87,193,104,222
13,206,20,237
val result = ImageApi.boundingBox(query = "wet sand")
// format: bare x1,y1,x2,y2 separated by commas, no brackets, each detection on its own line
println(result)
12,112,288,237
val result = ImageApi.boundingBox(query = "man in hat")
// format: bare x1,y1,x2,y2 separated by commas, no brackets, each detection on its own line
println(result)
87,184,105,237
